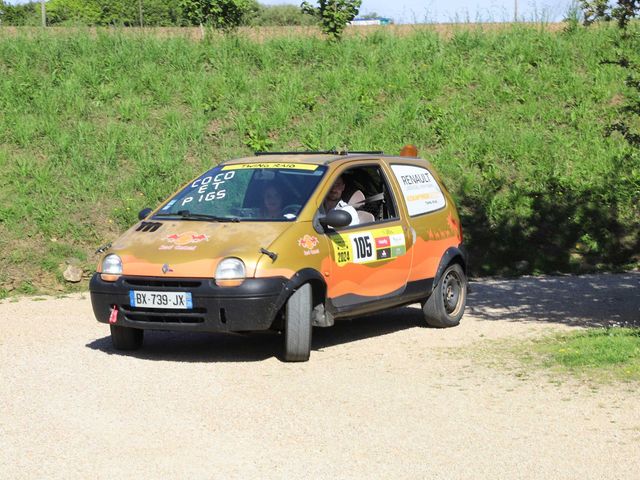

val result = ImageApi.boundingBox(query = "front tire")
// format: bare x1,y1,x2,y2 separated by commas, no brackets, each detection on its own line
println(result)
284,283,312,362
423,263,467,328
110,325,144,350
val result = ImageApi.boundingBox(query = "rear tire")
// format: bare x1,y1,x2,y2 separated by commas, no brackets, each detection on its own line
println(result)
284,283,312,362
423,263,467,328
110,325,144,350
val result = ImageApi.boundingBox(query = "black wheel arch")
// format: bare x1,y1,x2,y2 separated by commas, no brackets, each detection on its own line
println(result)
432,245,468,293
271,268,327,324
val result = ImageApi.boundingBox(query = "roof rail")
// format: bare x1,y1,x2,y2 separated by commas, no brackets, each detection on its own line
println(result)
255,150,384,156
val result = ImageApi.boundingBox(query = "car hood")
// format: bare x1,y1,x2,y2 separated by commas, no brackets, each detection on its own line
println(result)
104,220,290,278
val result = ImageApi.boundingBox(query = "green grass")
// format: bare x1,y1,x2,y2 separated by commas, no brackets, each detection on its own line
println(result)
527,328,640,382
0,25,639,293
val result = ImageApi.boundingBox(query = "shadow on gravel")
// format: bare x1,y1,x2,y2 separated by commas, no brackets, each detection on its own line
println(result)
467,272,640,328
85,306,424,362
86,332,279,363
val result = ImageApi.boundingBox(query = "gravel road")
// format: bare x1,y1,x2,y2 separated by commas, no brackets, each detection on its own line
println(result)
1,273,639,479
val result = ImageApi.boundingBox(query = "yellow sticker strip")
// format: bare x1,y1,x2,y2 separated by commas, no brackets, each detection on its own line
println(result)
222,163,318,171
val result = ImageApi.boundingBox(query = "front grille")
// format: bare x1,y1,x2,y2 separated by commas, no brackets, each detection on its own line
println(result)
120,304,206,324
123,278,203,289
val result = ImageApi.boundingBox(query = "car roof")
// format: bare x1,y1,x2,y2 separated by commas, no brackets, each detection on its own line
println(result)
221,152,424,167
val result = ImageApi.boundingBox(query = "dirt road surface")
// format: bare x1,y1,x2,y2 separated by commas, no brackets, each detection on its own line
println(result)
1,273,639,479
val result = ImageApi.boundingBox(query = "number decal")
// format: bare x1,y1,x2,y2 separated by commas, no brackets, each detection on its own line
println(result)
351,233,375,264
353,236,372,259
331,226,406,266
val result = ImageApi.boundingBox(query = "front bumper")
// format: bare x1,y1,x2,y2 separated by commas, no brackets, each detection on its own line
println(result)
89,273,287,332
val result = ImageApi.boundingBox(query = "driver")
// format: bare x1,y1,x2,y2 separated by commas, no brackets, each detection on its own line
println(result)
319,175,359,226
261,184,283,219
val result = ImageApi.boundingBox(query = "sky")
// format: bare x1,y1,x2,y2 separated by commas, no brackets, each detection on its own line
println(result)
263,1,575,24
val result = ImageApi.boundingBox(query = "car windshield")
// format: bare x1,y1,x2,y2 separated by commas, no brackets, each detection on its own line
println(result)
154,162,327,222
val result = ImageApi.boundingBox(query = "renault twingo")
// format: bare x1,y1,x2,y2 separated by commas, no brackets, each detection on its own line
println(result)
90,146,468,361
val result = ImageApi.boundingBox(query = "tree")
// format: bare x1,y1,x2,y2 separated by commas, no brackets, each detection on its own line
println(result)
249,4,316,26
611,0,640,27
300,0,361,40
580,0,640,28
359,11,379,19
580,0,610,25
180,0,253,31
580,3,640,148
0,1,40,26
47,0,102,25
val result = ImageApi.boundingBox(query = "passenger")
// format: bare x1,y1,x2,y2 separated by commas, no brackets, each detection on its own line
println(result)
261,184,283,219
320,175,359,226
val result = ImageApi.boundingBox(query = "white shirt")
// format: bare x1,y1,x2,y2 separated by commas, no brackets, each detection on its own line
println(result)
320,200,360,226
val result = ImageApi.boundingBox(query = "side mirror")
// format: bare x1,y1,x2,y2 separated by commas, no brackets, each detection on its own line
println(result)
319,209,352,229
138,208,153,220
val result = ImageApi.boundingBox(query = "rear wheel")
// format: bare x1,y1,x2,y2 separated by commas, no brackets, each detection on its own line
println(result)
284,283,312,362
110,325,144,350
423,264,467,328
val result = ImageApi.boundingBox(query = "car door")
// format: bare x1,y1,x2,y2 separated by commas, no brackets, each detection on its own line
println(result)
322,161,414,311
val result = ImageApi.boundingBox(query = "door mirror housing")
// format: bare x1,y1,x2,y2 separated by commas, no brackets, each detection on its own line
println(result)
319,209,352,229
138,208,153,220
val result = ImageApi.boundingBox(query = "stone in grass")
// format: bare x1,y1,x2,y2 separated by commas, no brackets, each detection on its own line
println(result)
63,265,83,283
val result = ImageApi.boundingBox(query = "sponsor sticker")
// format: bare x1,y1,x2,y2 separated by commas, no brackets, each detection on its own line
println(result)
331,226,406,266
159,232,209,251
298,234,320,256
375,236,390,248
376,247,391,260
390,164,446,216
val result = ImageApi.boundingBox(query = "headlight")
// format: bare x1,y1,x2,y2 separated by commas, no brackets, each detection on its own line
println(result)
215,258,245,286
101,254,122,281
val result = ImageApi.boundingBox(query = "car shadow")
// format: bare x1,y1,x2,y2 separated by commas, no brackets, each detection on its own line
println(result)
466,272,640,328
312,306,425,351
86,331,280,363
85,306,425,363
86,272,639,362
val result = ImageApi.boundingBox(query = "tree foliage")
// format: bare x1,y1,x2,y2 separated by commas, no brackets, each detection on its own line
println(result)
250,4,315,26
300,0,361,40
0,1,40,26
580,2,640,154
580,0,640,28
47,0,102,25
0,0,312,27
179,0,254,30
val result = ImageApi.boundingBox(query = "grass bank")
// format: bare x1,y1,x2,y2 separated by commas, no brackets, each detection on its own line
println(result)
523,328,640,382
0,26,638,295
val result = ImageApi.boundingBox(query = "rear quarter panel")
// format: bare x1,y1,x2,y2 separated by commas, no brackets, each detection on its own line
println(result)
382,158,463,283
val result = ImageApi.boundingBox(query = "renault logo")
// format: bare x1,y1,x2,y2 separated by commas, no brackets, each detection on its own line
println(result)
162,264,173,274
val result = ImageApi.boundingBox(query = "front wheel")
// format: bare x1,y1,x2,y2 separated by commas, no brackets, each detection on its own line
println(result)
284,283,312,362
110,325,144,350
422,264,467,328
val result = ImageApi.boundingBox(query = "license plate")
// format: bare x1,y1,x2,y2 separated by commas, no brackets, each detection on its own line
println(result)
129,290,192,309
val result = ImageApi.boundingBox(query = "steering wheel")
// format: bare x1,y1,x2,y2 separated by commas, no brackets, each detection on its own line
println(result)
282,204,302,216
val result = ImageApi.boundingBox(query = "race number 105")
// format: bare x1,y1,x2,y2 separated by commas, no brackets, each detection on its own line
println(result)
350,233,375,263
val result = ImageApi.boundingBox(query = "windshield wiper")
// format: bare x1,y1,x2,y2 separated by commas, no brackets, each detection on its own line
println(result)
155,210,240,222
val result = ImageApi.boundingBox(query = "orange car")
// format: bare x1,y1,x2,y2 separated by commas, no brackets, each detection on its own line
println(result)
90,146,467,361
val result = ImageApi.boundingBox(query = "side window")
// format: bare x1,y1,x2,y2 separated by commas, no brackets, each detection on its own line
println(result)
338,165,399,225
390,164,446,216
